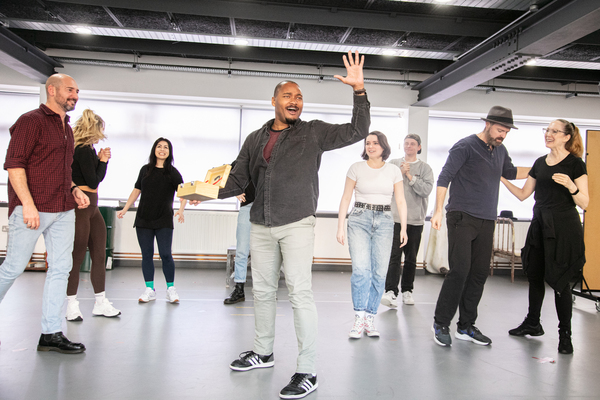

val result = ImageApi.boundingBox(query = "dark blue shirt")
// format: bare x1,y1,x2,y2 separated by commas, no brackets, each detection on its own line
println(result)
437,134,517,220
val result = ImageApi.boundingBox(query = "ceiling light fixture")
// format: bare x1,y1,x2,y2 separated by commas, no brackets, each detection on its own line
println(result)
382,49,397,56
75,26,92,34
526,58,538,66
233,38,249,46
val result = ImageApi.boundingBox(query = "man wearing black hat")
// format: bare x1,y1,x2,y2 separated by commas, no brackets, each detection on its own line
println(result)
430,105,529,347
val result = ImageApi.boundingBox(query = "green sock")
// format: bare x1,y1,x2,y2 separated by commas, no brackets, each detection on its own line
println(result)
145,281,154,290
166,282,174,288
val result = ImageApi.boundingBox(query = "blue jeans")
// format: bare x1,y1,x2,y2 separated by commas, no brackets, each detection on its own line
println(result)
347,207,394,315
136,227,175,283
234,203,252,283
0,206,75,334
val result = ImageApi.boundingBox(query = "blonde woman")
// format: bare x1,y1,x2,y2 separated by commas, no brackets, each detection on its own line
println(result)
502,120,589,354
66,109,120,321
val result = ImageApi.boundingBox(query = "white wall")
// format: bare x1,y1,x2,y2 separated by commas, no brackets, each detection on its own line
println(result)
1,50,598,266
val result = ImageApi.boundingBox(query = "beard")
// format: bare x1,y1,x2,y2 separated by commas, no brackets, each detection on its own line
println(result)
483,127,503,147
285,117,298,126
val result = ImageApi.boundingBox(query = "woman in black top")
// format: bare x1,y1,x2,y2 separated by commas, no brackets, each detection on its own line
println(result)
67,109,121,321
117,138,186,303
501,119,589,354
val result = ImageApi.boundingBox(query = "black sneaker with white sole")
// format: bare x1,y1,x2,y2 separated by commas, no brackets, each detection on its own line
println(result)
229,350,274,371
455,325,492,345
279,373,318,399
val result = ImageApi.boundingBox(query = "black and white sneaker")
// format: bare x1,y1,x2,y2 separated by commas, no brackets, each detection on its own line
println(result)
279,373,318,399
229,350,274,371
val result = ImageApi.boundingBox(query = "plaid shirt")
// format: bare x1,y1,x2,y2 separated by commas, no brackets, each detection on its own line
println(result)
4,104,76,217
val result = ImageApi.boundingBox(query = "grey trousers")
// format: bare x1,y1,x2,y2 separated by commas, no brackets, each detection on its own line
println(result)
250,216,318,374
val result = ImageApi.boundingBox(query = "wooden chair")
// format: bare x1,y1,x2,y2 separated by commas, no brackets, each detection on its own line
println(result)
490,217,521,282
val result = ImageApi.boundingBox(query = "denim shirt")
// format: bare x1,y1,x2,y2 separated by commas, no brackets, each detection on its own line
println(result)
220,94,371,227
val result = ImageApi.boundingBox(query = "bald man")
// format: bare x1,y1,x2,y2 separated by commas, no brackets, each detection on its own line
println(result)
0,73,89,353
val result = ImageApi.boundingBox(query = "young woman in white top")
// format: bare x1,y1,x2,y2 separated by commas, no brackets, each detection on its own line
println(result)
337,131,408,338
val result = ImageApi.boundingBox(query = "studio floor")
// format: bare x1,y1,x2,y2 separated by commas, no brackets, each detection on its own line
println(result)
1,266,599,400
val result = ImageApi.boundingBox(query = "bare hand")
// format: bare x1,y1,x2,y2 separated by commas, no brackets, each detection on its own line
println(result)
73,188,90,209
236,193,246,202
188,200,201,206
23,203,40,230
399,231,409,248
175,210,185,223
336,229,346,246
400,162,410,176
116,210,126,219
431,211,442,231
333,51,365,90
552,173,577,193
99,147,111,162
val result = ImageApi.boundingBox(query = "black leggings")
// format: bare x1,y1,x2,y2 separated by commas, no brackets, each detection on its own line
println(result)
68,191,106,295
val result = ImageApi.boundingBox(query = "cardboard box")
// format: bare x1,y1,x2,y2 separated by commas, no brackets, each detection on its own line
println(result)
177,164,231,201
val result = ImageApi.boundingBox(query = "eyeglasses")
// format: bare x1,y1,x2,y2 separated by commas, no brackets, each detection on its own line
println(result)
542,128,565,136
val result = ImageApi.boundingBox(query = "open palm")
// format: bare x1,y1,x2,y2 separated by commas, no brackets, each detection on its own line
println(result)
334,51,364,90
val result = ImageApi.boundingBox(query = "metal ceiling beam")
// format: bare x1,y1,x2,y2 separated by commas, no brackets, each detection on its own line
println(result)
503,66,600,84
0,26,62,82
13,29,451,73
412,0,600,107
51,0,507,37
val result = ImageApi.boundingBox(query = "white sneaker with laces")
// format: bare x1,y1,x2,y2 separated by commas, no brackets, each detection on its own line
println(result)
402,291,415,305
66,299,83,321
166,286,180,303
348,314,365,339
92,298,121,317
364,313,380,337
380,290,398,308
139,287,156,303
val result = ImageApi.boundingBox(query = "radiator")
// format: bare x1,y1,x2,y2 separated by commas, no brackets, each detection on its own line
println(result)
172,211,238,254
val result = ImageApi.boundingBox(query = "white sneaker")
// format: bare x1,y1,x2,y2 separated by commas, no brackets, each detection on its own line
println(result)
348,314,365,339
402,291,415,305
364,314,380,337
139,287,156,303
166,287,180,303
66,299,83,321
380,290,398,308
92,298,121,317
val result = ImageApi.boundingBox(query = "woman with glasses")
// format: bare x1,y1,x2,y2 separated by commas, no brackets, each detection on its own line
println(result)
337,131,408,339
501,120,588,354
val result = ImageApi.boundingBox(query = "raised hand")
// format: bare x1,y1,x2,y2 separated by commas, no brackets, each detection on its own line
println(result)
333,51,365,90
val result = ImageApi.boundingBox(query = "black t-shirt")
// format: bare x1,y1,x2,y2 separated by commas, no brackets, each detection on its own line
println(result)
530,153,586,211
134,164,183,229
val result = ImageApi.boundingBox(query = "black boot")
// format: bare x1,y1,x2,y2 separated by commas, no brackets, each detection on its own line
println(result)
37,332,86,354
224,283,245,304
558,330,573,354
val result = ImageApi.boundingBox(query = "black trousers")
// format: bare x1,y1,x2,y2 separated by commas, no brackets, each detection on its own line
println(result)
524,238,573,334
384,223,424,296
434,211,495,328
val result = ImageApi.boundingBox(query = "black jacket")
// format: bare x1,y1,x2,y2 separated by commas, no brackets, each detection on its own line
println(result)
220,94,370,227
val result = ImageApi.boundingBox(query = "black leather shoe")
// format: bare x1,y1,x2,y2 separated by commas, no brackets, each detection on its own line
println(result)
37,332,86,354
224,282,245,304
508,320,545,337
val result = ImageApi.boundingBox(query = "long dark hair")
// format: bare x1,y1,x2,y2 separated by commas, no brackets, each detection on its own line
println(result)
146,137,175,177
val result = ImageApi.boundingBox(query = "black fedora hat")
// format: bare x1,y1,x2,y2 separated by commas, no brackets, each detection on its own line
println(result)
481,106,518,130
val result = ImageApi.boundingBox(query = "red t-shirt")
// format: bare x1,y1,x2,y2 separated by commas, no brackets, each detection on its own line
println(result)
263,128,283,163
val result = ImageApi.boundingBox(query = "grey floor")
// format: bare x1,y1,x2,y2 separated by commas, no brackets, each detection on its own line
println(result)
1,267,599,400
